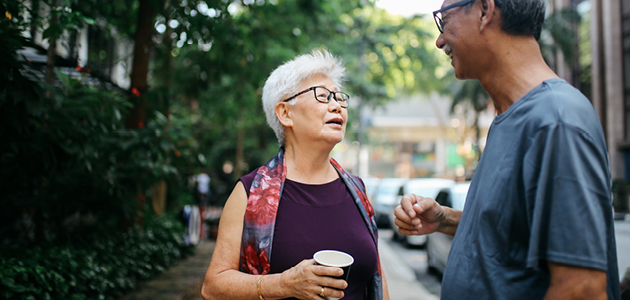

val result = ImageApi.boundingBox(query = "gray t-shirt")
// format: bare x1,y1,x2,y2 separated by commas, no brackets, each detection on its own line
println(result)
441,79,620,300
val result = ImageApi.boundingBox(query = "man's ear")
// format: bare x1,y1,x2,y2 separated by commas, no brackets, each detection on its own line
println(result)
479,0,496,32
275,102,294,128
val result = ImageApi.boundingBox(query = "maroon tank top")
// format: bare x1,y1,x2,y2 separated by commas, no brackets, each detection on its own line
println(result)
241,168,378,300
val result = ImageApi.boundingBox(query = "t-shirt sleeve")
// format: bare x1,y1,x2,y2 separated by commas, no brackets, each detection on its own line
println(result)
523,122,611,271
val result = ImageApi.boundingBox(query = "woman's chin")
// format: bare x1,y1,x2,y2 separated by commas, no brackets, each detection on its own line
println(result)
323,134,345,146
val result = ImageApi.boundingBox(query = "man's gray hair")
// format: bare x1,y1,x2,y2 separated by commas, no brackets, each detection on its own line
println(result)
262,49,346,145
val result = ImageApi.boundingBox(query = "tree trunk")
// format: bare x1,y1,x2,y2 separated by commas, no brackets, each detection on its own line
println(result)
235,114,245,178
151,180,167,215
125,0,157,129
162,0,172,119
30,0,40,41
45,0,59,90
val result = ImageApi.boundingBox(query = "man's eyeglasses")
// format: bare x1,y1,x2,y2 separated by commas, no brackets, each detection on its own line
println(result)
433,0,477,33
282,86,350,108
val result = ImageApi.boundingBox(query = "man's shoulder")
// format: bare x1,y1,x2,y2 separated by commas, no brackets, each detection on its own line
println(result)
515,79,599,131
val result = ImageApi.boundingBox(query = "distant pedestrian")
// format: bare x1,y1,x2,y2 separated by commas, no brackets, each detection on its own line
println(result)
201,49,389,300
194,173,211,207
395,0,620,299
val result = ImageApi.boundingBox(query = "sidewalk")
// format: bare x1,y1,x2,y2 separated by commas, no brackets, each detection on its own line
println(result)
118,240,214,300
118,235,438,300
379,236,439,300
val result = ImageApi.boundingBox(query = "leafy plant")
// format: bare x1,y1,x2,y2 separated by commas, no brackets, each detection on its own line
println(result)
0,214,194,300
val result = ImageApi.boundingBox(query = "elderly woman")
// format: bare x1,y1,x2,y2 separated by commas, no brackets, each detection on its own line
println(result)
201,49,389,300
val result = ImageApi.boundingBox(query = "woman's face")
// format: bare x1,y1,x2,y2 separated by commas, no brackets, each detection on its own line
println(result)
286,73,347,145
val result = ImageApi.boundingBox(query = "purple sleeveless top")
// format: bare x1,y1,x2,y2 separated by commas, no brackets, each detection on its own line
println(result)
241,168,378,300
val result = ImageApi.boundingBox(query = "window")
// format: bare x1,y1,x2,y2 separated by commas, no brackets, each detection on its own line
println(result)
435,191,452,208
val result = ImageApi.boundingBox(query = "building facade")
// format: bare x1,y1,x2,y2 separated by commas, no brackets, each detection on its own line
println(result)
591,0,629,179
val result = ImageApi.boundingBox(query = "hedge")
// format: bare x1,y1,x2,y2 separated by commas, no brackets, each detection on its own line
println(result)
0,216,195,300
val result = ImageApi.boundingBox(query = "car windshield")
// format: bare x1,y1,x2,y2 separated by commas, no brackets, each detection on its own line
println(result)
378,180,403,195
379,184,399,194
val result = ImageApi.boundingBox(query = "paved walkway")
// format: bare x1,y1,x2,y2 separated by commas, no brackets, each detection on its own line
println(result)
118,240,214,300
379,235,439,300
118,235,438,300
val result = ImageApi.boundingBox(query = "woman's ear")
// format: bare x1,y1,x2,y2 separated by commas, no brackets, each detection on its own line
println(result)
275,102,294,128
479,0,496,32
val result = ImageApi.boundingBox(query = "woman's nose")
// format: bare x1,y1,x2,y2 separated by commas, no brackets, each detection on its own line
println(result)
328,97,342,112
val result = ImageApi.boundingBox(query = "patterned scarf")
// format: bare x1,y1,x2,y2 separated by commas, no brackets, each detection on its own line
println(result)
239,147,383,300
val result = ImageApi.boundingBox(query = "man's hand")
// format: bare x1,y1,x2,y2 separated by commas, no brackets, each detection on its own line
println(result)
393,193,452,237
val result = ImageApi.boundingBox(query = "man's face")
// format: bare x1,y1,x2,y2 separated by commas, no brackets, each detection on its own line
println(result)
434,0,480,80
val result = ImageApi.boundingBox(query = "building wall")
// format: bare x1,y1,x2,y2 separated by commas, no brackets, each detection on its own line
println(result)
591,0,627,179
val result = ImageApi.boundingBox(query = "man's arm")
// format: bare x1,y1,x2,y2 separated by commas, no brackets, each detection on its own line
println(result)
543,262,607,300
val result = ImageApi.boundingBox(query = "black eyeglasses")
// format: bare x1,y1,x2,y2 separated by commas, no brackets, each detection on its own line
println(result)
282,86,350,108
433,0,477,33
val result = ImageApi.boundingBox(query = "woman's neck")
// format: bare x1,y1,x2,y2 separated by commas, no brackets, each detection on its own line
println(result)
283,143,339,184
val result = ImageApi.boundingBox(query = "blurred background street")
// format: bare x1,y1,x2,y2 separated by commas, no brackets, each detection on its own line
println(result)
2,0,630,299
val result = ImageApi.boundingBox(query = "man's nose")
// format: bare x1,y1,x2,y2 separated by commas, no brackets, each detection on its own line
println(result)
435,33,445,50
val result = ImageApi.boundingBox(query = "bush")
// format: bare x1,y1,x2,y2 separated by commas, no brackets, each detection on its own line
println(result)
0,215,195,300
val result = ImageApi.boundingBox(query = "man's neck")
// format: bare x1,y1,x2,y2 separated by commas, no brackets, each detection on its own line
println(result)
477,36,558,115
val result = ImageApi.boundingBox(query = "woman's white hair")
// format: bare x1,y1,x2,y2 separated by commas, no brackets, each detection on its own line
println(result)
262,49,346,145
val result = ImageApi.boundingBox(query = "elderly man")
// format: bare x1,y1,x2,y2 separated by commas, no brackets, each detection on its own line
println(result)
394,0,621,299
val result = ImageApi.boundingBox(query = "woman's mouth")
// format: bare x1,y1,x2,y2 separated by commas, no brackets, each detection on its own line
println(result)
326,118,343,126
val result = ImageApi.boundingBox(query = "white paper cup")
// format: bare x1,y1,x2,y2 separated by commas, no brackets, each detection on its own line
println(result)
313,250,354,300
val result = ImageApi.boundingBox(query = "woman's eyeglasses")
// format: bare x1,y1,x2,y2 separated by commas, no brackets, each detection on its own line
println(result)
283,86,350,108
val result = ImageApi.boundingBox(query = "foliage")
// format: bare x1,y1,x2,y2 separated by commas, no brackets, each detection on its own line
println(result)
329,6,447,104
0,215,194,300
0,13,198,241
539,7,581,69
41,1,95,42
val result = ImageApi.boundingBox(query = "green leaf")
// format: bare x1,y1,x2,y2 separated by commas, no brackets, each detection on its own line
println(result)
55,70,71,88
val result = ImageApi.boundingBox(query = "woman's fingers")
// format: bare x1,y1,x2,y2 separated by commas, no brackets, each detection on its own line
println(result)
284,259,349,299
321,286,344,299
311,265,347,290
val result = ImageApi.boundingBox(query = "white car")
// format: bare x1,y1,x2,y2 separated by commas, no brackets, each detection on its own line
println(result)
426,181,472,275
362,177,381,205
389,178,456,247
373,178,407,228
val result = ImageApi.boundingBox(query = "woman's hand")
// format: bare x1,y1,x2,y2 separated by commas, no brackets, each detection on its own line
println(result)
280,259,348,300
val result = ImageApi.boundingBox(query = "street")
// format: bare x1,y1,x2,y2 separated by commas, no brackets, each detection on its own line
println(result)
616,220,630,279
380,220,630,298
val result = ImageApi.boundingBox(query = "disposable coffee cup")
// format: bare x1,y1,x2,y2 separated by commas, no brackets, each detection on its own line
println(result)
313,250,354,300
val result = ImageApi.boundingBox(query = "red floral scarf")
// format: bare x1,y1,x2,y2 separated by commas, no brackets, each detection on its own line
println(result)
239,147,383,300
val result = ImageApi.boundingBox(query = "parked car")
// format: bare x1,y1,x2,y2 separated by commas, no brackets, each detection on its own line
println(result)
362,177,381,205
426,181,471,275
372,178,407,228
389,178,455,247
